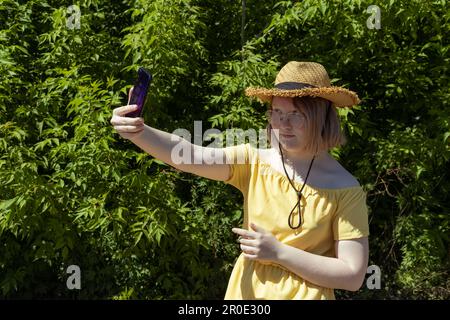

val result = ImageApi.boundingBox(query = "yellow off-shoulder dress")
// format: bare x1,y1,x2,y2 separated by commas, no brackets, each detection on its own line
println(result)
222,143,370,300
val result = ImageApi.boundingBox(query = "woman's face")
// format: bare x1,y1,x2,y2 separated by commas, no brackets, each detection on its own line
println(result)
269,96,307,152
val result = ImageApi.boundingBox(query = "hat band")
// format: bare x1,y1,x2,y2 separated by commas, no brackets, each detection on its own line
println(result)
275,82,317,90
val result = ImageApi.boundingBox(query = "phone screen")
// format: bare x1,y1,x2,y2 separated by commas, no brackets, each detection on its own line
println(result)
125,67,152,117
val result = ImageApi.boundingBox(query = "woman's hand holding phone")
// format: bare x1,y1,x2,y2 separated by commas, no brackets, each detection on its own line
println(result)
110,87,145,140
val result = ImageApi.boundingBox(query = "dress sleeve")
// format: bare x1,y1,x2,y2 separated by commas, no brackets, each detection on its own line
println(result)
222,143,251,193
332,187,370,240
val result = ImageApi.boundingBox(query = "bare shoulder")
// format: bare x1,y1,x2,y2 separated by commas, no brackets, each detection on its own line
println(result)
256,148,360,189
329,159,361,188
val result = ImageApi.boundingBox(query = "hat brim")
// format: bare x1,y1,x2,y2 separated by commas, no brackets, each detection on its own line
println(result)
245,86,360,107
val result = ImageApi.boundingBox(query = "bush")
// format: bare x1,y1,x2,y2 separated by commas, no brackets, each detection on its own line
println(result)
0,0,448,299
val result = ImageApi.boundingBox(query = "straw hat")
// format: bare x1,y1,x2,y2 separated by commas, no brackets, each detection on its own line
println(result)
245,61,360,107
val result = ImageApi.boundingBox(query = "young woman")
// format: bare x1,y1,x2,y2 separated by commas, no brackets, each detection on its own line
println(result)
110,61,369,300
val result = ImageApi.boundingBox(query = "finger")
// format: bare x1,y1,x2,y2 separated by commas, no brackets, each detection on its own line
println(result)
250,223,266,234
240,244,257,254
243,253,257,260
114,125,144,133
239,238,256,246
128,86,134,105
232,228,258,239
113,104,139,117
112,116,144,126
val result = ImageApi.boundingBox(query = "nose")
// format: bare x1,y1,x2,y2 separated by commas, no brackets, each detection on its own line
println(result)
279,116,292,128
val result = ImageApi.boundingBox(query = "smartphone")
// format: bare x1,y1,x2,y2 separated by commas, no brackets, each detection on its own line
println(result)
125,67,152,117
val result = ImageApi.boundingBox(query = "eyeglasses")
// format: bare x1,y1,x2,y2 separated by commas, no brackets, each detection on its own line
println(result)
266,110,306,127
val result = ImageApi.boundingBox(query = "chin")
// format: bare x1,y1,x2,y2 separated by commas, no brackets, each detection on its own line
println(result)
278,137,301,150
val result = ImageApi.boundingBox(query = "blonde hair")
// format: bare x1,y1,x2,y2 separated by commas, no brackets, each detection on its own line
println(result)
266,96,346,154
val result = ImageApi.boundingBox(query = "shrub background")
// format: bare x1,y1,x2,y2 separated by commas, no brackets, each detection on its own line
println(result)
0,0,448,299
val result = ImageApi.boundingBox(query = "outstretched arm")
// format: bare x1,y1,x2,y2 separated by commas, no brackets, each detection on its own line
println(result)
129,125,231,182
110,88,231,182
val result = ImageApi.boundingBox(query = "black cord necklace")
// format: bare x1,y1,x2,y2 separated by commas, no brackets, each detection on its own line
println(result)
274,100,330,229
278,141,315,229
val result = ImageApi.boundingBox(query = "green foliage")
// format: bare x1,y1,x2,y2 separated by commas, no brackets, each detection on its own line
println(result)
0,0,449,299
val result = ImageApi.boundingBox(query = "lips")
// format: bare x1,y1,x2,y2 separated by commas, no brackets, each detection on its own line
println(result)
280,133,295,138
